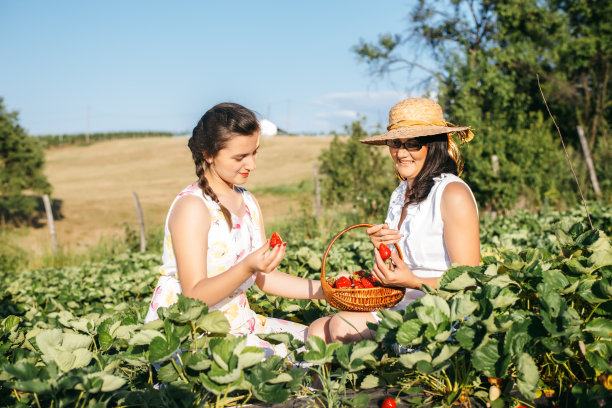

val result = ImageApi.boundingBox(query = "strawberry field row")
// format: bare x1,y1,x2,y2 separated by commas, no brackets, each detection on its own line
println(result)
0,206,611,407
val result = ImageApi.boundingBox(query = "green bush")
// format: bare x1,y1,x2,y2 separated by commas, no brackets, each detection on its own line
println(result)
318,120,397,220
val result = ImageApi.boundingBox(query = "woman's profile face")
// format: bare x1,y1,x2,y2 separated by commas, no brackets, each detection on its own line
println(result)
388,138,428,185
207,131,260,186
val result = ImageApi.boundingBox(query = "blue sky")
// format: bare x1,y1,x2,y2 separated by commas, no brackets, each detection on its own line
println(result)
1,1,434,135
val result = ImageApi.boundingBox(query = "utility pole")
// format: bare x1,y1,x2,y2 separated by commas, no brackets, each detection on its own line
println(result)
86,105,90,144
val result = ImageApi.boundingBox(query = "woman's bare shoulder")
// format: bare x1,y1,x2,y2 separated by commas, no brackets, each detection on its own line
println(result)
169,195,211,230
441,181,477,218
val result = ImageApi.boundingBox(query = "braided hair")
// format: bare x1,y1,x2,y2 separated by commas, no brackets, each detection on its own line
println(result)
187,103,260,230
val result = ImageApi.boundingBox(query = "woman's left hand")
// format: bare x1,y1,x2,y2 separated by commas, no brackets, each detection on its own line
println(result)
372,247,422,290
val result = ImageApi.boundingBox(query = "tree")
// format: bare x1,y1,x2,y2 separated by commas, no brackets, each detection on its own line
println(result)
0,97,52,224
318,120,397,218
354,0,611,210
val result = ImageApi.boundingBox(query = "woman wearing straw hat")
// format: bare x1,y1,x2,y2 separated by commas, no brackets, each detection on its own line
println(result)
308,98,480,343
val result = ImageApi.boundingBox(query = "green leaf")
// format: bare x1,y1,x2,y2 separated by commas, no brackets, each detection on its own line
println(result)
148,335,180,363
472,339,500,377
157,362,180,383
449,293,479,322
194,310,230,334
304,336,342,365
503,316,543,356
542,269,570,290
515,353,538,400
209,337,234,370
237,346,265,370
83,372,126,392
420,295,451,319
14,380,52,395
199,372,246,395
129,329,163,346
347,393,370,408
439,269,478,291
360,373,380,389
399,351,431,369
585,318,612,339
3,363,37,381
456,323,486,350
182,350,212,371
431,344,460,367
396,320,426,345
208,361,242,384
489,286,519,309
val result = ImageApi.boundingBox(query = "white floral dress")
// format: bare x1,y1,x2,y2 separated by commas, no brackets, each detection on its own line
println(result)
145,183,306,357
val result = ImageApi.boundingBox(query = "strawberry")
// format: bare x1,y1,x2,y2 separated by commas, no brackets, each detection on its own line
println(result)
361,277,374,288
379,243,392,260
334,276,351,289
381,398,396,408
269,232,283,248
326,277,336,286
352,278,364,289
354,270,366,277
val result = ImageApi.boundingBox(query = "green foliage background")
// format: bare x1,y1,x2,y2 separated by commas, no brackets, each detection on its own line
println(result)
0,98,51,225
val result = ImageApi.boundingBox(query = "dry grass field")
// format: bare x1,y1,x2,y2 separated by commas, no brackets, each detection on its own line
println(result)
14,136,333,256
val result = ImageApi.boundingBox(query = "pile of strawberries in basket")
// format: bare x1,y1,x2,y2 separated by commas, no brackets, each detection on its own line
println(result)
327,270,377,289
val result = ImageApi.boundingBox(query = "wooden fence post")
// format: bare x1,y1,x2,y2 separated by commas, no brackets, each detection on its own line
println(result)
132,192,147,252
576,126,601,198
491,155,499,176
313,165,322,218
42,194,58,254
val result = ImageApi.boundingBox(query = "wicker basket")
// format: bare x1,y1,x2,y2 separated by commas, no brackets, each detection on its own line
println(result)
321,223,406,312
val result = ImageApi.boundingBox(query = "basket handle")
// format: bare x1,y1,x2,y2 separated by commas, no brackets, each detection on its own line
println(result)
320,223,404,288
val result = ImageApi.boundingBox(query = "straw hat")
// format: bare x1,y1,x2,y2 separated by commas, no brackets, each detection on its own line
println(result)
360,98,473,145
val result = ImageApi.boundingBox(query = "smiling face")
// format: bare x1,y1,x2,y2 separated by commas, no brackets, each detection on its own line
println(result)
388,138,429,186
205,131,260,188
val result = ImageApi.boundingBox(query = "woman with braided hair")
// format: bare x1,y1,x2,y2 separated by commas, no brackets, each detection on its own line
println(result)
145,102,324,357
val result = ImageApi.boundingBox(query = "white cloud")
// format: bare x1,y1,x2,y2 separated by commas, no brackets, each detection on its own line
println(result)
310,90,422,132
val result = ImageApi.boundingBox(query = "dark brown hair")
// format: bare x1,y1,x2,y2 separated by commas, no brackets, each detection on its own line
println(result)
187,103,259,230
405,134,458,204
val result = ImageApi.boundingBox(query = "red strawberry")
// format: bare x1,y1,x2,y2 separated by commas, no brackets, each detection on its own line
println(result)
326,277,336,286
381,398,396,408
379,243,392,260
354,270,366,277
352,278,364,289
269,232,283,248
361,277,374,288
335,276,351,289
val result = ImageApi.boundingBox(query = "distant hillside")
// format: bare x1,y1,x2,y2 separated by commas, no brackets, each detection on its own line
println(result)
13,136,333,255
38,131,174,147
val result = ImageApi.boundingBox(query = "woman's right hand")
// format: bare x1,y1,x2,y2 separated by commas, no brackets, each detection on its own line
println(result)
244,240,286,274
366,223,402,249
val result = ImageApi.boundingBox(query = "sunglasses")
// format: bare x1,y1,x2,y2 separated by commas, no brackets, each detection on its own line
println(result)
385,139,424,151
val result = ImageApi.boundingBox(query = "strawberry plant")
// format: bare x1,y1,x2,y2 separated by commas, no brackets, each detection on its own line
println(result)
0,206,610,407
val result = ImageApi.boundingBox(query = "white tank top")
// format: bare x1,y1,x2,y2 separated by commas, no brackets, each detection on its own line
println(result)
384,173,478,308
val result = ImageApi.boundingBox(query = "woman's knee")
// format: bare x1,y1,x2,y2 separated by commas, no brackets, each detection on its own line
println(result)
307,316,331,343
328,313,375,343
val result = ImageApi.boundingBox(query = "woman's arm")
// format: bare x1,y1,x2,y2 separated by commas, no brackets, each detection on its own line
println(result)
440,182,480,267
170,196,285,306
249,194,325,300
256,270,325,299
